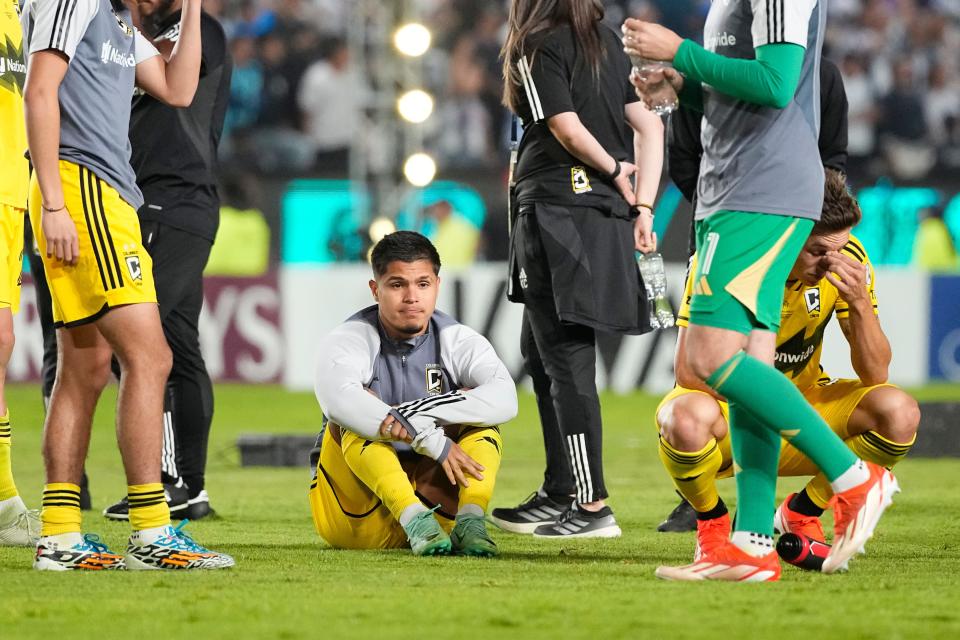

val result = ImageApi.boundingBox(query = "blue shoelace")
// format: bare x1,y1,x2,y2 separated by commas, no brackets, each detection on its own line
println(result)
80,533,111,553
157,520,210,553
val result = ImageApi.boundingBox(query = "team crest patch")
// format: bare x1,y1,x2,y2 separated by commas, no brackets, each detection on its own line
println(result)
804,287,821,316
425,365,443,395
571,166,592,194
125,255,143,282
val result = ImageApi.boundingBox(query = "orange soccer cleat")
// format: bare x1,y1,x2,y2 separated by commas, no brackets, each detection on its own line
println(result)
656,539,781,582
694,513,731,562
822,462,900,574
774,493,826,543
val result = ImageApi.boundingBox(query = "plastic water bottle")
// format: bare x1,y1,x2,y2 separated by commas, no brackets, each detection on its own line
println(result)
637,252,675,329
629,57,679,116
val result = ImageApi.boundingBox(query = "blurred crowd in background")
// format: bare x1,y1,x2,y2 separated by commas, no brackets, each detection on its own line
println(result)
208,0,960,181
195,0,960,271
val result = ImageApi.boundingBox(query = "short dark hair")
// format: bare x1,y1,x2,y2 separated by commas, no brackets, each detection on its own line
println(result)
371,231,441,278
813,169,862,235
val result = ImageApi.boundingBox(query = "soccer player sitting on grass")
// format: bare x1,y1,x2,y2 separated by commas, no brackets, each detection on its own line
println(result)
655,169,920,565
310,232,517,556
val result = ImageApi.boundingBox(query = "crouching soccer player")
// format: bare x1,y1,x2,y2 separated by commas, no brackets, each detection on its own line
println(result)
655,170,920,564
310,232,518,556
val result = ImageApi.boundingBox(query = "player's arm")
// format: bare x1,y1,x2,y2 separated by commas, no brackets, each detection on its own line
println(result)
134,0,201,107
828,252,891,385
314,324,405,442
521,37,637,203
396,328,518,429
22,0,99,265
625,101,663,252
623,0,816,109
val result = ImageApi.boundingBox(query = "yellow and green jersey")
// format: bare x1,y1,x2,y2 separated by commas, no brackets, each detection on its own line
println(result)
0,0,28,209
678,234,878,392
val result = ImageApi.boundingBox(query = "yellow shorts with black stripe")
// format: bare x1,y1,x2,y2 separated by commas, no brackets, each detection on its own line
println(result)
0,204,25,314
656,379,895,479
308,425,458,550
28,161,156,327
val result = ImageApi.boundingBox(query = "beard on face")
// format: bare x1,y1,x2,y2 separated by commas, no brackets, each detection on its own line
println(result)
142,0,177,34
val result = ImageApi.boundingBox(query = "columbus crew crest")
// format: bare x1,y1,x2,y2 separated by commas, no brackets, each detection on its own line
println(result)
425,364,443,395
804,287,821,317
125,255,143,283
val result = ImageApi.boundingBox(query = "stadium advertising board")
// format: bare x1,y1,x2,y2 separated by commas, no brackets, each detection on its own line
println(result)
10,274,283,384
927,275,960,381
280,264,930,392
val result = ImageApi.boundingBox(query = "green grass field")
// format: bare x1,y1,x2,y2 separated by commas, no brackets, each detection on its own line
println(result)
1,383,959,640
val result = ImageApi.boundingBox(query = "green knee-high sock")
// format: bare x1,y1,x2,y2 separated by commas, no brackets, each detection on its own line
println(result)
728,403,780,536
707,352,857,482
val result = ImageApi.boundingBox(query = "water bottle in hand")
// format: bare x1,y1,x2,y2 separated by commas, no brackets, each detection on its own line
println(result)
637,252,675,329
630,57,679,116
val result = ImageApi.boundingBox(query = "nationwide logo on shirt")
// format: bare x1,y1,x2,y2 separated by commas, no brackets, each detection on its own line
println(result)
705,31,738,51
0,37,26,94
101,42,136,68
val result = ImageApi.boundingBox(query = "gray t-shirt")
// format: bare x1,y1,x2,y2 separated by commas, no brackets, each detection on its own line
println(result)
696,0,826,221
21,0,158,209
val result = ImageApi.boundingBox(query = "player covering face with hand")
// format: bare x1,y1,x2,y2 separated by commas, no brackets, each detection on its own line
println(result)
624,1,900,581
310,232,517,556
655,170,920,568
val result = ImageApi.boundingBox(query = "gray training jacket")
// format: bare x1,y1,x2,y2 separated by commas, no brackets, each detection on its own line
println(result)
314,305,518,462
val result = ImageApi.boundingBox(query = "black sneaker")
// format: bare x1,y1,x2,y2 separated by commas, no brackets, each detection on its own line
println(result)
533,504,622,539
657,497,697,533
183,490,216,521
102,483,189,521
489,490,570,534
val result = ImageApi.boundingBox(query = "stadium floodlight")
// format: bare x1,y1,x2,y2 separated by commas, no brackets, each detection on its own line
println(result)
394,23,431,57
403,153,436,187
368,216,397,243
397,89,434,124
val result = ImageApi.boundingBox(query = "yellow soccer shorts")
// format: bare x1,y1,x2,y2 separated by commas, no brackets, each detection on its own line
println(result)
656,379,896,480
0,204,24,314
28,161,156,327
308,425,460,550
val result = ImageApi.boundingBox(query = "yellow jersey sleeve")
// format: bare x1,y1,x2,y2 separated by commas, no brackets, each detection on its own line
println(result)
835,235,879,319
676,253,697,328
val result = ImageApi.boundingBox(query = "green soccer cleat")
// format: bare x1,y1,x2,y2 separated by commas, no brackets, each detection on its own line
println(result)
402,509,451,556
450,514,498,557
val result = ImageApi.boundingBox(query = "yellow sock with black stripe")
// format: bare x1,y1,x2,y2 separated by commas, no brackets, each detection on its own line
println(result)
128,484,171,531
341,433,420,521
658,436,723,513
41,483,82,536
456,426,503,514
805,431,916,508
0,411,17,501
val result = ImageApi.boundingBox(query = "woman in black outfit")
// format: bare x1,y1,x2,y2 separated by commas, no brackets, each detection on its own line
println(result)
490,0,663,538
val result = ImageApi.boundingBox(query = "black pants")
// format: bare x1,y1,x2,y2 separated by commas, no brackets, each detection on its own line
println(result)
29,221,214,499
514,207,607,504
141,221,215,497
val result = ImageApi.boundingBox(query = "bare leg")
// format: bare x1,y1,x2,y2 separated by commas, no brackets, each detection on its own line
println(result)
94,303,172,486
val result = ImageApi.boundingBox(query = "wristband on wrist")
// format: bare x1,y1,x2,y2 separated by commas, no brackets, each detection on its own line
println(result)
609,160,621,180
631,203,654,216
42,204,66,213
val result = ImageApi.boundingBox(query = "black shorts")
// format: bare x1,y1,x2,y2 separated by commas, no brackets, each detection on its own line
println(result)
508,200,650,335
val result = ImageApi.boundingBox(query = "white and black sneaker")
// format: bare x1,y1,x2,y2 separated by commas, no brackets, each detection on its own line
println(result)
533,504,622,539
103,482,189,521
183,490,216,521
489,489,570,534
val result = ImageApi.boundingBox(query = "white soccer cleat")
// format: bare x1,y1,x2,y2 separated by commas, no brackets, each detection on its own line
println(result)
0,496,40,547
